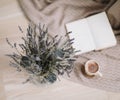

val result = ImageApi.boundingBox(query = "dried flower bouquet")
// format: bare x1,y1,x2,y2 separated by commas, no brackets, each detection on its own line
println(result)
6,23,78,84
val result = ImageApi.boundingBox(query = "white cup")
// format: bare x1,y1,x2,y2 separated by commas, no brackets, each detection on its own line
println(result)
85,60,102,77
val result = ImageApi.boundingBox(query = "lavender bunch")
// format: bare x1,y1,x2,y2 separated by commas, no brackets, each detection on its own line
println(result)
6,23,78,84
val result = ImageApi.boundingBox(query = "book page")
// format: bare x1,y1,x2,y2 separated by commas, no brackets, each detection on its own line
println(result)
87,12,117,50
66,19,95,54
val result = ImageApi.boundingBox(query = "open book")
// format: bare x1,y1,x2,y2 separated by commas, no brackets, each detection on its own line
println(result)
66,12,117,54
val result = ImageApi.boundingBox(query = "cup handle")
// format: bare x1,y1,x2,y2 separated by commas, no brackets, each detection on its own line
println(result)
96,71,103,77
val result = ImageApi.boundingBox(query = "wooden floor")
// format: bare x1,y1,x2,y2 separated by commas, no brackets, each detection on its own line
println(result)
0,0,120,100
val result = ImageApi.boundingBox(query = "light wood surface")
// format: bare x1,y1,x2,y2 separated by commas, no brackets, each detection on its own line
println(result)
0,0,120,100
0,72,6,100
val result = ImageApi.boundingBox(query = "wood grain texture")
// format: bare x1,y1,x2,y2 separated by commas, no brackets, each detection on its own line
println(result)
0,72,6,100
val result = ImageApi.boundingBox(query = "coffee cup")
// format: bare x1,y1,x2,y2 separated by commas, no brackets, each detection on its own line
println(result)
84,60,102,77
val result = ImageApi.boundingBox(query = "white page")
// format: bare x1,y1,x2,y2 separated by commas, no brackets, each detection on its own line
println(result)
66,19,95,54
87,12,117,50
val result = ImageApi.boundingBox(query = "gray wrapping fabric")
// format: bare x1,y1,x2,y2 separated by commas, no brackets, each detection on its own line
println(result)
18,0,120,35
17,0,120,92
